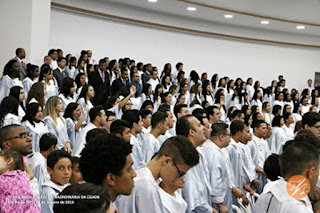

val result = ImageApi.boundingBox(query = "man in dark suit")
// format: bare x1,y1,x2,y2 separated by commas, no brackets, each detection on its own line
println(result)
13,48,27,80
89,58,111,106
111,67,130,95
53,57,68,90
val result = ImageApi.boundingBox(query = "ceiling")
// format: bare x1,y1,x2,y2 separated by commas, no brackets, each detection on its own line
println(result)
101,0,320,36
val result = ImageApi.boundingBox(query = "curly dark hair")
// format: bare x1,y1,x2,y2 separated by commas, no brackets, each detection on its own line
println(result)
79,133,132,185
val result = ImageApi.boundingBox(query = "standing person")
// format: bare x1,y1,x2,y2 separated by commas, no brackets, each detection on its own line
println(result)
202,123,233,213
22,63,40,101
79,133,137,210
13,47,27,80
43,96,72,153
77,84,95,124
63,103,86,150
118,136,199,213
176,115,216,213
0,59,23,104
89,59,111,106
58,77,76,113
53,57,69,90
21,102,48,152
72,106,106,157
253,142,318,213
39,66,58,102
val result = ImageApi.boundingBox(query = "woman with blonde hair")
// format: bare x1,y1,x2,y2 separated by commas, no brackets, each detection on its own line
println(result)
43,96,72,153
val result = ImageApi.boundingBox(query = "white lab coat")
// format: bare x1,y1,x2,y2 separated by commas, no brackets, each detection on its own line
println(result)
21,120,49,153
130,135,145,170
159,187,187,213
43,116,70,149
28,152,50,190
72,122,96,157
41,180,69,213
142,133,161,163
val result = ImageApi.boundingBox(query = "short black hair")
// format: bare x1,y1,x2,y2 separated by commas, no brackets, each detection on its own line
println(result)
294,129,320,149
57,57,66,63
53,182,110,213
122,110,140,129
231,109,243,120
283,112,291,122
230,120,246,136
39,133,58,151
264,154,281,181
140,109,152,119
86,128,108,145
48,49,57,56
272,116,282,127
110,120,131,135
151,111,168,129
173,104,187,119
157,136,199,166
211,123,228,137
176,115,194,137
205,105,218,119
302,112,320,128
0,124,22,149
79,134,132,184
89,105,103,123
280,142,320,178
71,156,80,167
106,111,115,119
47,150,72,170
252,119,266,130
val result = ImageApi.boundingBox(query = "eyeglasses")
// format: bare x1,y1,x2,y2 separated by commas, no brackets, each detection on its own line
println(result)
172,158,186,178
5,132,32,141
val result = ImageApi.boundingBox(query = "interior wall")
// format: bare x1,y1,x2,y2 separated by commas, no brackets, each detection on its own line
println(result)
49,7,320,92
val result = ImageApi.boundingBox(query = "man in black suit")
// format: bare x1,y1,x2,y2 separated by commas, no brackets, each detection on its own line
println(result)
53,57,68,90
89,59,111,106
13,48,27,80
111,67,130,95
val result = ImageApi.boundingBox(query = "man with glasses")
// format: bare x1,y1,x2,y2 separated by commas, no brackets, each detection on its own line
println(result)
202,123,232,213
302,112,320,137
176,115,216,213
0,124,40,203
117,136,199,213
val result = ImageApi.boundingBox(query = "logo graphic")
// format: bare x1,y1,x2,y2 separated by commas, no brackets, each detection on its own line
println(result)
286,175,310,199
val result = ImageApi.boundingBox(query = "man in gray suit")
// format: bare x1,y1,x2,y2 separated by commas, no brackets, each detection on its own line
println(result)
13,48,27,80
53,57,68,90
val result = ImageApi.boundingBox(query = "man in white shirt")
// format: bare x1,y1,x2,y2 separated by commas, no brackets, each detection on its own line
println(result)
87,49,97,65
143,111,169,162
79,133,137,206
48,49,58,70
302,112,320,137
206,106,221,125
110,119,132,143
248,120,268,194
157,104,175,146
171,104,189,136
147,70,160,92
28,133,57,190
122,110,144,169
72,106,107,157
118,136,199,213
254,142,319,213
172,62,183,85
176,115,216,213
137,109,152,141
202,123,233,213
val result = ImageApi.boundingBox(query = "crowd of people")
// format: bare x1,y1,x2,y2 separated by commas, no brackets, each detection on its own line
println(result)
0,47,320,212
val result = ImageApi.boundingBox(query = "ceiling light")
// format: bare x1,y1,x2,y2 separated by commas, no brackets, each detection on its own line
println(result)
260,20,270,25
148,0,157,2
187,7,196,11
296,25,305,30
224,14,233,19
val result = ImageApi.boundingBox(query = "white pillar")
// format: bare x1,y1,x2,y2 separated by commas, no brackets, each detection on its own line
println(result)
0,0,51,76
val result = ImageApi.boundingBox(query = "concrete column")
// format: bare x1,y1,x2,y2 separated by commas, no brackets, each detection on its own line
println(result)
0,0,51,76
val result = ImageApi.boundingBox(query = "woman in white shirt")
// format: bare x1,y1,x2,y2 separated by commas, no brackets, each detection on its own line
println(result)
9,86,26,118
261,102,273,125
251,90,263,112
22,63,39,102
73,59,87,81
74,73,87,101
300,95,310,115
58,77,76,113
0,59,23,104
65,57,77,79
178,82,190,106
77,84,94,125
273,92,284,109
271,116,286,154
0,96,21,128
43,96,72,153
161,74,172,93
283,93,294,113
190,83,202,104
26,82,46,108
39,66,58,102
292,103,302,125
63,103,86,149
214,93,227,123
201,81,214,106
21,102,48,152
154,84,164,112
141,83,153,104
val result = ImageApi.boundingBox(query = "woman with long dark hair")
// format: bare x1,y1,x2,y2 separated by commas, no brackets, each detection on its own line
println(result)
21,102,48,152
9,86,26,118
58,77,76,112
77,84,94,124
0,96,20,127
22,63,40,101
39,66,58,102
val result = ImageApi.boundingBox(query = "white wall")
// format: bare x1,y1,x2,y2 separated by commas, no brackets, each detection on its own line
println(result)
49,7,320,92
